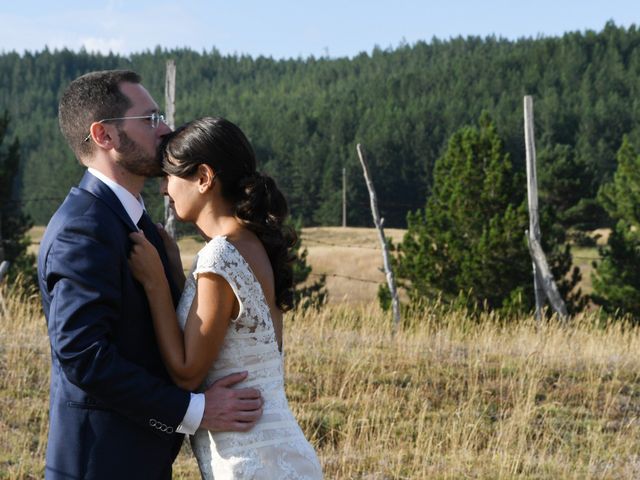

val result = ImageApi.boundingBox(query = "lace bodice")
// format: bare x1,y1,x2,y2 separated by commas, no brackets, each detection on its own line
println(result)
176,236,322,479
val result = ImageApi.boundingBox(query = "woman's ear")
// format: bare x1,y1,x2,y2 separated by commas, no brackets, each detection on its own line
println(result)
198,164,216,193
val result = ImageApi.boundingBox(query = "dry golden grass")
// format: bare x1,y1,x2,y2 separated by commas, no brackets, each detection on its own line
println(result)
571,246,600,294
29,225,602,304
297,227,406,304
3,282,640,479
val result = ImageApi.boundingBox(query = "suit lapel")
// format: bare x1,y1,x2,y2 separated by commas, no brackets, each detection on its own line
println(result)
77,171,181,306
78,171,139,232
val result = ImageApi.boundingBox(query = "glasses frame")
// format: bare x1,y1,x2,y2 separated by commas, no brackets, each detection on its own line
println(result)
83,112,166,142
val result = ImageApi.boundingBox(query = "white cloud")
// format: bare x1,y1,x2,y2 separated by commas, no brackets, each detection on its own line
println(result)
80,37,126,55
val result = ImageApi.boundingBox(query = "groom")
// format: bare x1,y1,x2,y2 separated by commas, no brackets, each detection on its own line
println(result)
38,70,262,479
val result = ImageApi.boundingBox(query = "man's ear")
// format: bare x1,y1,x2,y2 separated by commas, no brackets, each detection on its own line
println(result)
88,122,116,149
198,164,216,193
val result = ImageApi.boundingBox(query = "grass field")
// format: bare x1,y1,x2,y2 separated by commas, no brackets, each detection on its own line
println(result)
3,284,640,478
5,227,632,478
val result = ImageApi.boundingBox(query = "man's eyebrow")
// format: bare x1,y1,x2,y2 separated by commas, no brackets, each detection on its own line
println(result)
140,106,159,114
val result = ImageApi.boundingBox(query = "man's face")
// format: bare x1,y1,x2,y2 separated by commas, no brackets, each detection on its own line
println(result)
113,82,171,177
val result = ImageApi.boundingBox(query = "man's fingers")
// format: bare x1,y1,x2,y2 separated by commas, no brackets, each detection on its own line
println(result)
234,398,263,411
129,231,144,243
233,388,262,401
201,372,265,432
230,408,263,423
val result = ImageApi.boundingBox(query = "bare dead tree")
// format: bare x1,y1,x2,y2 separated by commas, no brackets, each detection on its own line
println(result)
164,59,177,239
524,95,568,322
356,144,401,331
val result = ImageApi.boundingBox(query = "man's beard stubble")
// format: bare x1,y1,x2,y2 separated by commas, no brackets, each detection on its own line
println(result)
114,128,163,177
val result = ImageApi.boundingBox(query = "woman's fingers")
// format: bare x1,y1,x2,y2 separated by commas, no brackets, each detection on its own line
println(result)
129,231,147,245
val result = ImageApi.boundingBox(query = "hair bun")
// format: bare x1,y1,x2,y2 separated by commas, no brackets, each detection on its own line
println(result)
236,172,287,230
239,172,264,200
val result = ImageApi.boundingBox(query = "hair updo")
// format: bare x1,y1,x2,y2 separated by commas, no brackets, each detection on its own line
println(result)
162,116,297,311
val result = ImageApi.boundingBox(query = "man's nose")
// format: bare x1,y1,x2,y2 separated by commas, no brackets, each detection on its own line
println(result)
157,121,172,136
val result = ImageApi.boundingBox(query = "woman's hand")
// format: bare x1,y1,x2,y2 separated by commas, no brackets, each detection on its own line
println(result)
128,231,165,290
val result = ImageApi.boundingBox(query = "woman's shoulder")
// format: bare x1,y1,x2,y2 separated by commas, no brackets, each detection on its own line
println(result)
227,232,275,291
201,235,233,252
224,232,269,268
196,231,268,276
195,235,237,269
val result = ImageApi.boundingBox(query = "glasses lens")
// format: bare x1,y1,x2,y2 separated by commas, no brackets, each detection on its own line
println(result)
152,113,166,128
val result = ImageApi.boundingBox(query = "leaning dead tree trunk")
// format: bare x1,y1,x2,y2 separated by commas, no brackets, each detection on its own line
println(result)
0,260,9,318
0,261,8,282
164,59,177,239
524,95,568,322
356,144,401,332
526,235,568,318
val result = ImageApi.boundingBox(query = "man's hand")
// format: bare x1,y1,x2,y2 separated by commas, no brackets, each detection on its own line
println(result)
200,372,263,432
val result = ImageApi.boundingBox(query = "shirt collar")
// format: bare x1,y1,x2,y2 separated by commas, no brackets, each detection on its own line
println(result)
87,168,145,225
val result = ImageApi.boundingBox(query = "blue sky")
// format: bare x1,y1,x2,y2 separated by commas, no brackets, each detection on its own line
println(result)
1,0,638,59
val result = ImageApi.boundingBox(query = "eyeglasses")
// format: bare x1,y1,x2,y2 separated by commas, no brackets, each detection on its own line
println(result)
83,112,166,142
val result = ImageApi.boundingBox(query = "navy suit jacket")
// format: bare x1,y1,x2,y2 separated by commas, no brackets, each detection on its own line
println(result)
38,171,190,479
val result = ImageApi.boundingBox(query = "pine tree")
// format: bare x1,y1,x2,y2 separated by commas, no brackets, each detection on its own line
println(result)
0,111,36,288
592,137,640,317
537,144,599,229
395,113,580,312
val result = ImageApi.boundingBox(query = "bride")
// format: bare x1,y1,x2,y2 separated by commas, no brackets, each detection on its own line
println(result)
128,116,323,479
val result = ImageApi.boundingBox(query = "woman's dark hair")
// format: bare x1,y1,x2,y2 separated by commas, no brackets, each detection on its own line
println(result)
162,116,297,311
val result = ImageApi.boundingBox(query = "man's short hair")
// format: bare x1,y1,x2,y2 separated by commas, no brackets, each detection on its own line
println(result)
58,70,141,163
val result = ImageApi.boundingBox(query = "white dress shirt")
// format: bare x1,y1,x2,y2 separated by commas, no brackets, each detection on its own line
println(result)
88,168,204,435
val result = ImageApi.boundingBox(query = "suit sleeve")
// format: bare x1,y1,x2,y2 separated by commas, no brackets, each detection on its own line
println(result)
43,214,190,437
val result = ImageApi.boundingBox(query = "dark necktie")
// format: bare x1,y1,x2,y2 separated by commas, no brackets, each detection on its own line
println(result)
136,211,180,306
137,211,162,251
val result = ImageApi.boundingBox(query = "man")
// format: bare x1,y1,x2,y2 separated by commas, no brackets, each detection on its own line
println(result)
38,70,262,479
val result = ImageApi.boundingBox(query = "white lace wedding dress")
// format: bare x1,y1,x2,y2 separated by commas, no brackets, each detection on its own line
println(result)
176,236,323,479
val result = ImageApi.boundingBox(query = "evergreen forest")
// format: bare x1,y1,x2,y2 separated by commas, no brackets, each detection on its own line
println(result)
2,21,640,231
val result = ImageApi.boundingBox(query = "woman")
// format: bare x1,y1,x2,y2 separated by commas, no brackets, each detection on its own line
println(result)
128,117,323,479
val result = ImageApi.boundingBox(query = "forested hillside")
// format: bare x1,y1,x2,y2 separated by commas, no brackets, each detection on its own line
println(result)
2,21,640,227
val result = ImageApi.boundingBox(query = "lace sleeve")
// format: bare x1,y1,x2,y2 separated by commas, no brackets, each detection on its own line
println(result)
192,236,244,322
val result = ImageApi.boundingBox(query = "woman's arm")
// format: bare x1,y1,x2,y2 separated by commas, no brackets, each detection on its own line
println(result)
129,232,236,391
